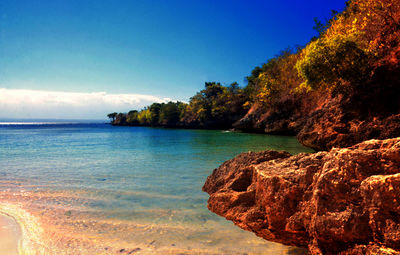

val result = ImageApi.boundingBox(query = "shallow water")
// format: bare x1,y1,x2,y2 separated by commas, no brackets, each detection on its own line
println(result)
0,122,313,254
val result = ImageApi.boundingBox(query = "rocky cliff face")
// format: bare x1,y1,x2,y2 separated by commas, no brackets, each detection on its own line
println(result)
203,138,400,255
235,94,400,151
233,100,305,135
235,66,400,151
297,95,400,151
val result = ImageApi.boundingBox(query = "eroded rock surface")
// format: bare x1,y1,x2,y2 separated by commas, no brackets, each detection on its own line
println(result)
203,138,400,255
296,97,400,151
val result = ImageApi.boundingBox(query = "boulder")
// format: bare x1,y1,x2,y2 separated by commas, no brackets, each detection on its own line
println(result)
203,138,400,254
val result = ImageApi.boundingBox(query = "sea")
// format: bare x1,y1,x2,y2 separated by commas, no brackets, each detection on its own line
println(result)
0,120,312,254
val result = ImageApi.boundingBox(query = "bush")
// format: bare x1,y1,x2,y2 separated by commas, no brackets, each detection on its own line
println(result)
296,33,372,93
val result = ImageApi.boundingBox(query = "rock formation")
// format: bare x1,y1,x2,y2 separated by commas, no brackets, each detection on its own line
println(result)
203,138,400,254
297,97,400,151
234,93,400,152
235,65,400,151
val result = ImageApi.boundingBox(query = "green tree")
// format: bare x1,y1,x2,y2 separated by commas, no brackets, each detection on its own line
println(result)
159,102,182,125
126,110,139,125
147,103,161,125
296,33,372,93
107,112,118,122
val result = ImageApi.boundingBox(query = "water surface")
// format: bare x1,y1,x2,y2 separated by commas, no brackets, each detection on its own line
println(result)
0,122,312,254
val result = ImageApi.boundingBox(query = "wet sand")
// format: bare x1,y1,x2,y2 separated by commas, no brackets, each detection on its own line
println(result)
0,192,309,255
0,213,21,255
0,203,49,255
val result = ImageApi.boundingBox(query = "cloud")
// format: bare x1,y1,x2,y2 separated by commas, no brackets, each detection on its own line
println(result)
0,88,172,119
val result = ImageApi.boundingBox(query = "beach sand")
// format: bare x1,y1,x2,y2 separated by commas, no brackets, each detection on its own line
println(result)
0,213,21,255
0,199,309,255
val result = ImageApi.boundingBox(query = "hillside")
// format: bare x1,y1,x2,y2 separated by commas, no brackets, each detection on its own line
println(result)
110,0,400,151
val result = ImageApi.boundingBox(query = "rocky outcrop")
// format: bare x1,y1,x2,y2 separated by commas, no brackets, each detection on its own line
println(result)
233,98,309,136
203,138,400,255
296,95,400,151
234,94,400,152
235,64,400,151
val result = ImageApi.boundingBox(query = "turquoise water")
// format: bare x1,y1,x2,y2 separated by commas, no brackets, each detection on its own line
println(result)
0,122,312,254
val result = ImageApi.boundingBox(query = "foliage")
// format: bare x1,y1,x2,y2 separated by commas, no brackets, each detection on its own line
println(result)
137,108,152,125
159,101,186,126
182,82,249,127
109,0,400,129
107,112,117,121
126,110,139,125
296,0,399,92
296,33,372,92
109,82,248,128
244,48,303,106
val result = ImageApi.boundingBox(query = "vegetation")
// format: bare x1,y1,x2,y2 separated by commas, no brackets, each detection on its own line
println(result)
107,112,117,122
296,33,372,93
244,48,303,106
109,0,400,130
110,82,248,128
182,82,248,128
297,0,399,93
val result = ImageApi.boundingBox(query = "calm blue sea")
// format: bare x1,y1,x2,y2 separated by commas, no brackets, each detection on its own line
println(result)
0,121,312,254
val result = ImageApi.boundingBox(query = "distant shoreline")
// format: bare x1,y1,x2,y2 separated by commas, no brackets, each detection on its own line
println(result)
0,118,107,124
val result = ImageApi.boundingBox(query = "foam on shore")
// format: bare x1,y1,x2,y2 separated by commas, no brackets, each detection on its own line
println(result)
0,213,20,255
0,203,47,255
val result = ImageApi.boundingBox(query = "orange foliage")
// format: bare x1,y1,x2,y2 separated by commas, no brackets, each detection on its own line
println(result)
325,0,400,67
250,51,303,106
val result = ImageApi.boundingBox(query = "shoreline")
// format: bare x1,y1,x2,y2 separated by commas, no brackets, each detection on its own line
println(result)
0,212,21,255
0,203,45,255
0,200,308,255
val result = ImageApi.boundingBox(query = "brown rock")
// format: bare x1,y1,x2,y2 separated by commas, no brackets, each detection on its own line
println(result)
203,138,400,255
236,67,400,151
296,95,400,151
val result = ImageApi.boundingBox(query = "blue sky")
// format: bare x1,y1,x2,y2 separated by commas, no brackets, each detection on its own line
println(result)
0,0,346,119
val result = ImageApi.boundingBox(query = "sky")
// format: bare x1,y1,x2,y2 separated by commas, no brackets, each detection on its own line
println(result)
0,0,346,119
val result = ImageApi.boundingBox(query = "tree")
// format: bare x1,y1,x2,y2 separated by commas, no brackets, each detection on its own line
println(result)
137,108,151,125
228,82,240,94
107,112,118,122
181,81,248,127
313,17,325,36
126,110,139,125
148,103,162,125
159,102,182,125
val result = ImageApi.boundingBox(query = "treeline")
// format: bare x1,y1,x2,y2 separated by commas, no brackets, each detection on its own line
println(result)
108,101,186,127
109,0,400,131
244,0,400,108
108,82,249,129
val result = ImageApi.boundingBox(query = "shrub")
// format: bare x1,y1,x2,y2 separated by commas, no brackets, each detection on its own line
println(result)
296,33,372,93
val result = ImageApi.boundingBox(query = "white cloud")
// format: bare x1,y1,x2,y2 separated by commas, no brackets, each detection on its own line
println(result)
0,88,172,119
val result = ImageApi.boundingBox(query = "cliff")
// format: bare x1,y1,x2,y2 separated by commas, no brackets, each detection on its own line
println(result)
235,65,400,151
203,138,400,255
234,0,400,151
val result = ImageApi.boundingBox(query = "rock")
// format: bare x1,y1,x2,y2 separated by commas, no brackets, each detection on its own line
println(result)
235,67,400,151
296,95,400,151
128,248,141,254
233,100,306,136
203,138,400,255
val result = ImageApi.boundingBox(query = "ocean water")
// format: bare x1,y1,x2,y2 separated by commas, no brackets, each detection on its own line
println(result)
0,122,312,254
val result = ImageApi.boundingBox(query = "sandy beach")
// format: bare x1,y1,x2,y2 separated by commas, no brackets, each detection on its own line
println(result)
0,203,49,255
0,213,21,255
